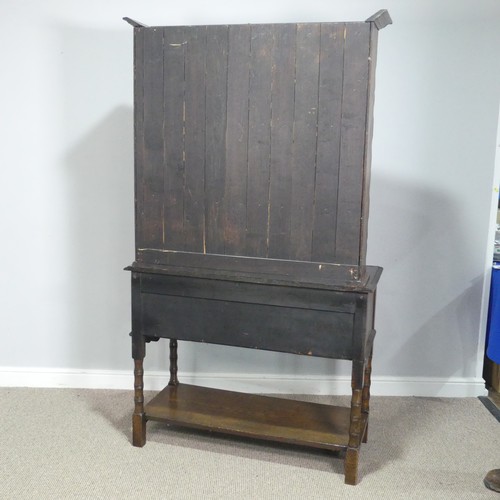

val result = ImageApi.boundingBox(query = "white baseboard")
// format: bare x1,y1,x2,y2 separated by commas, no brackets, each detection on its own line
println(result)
0,367,487,397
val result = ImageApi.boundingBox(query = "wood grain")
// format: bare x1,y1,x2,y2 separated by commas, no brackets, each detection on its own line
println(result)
224,25,251,255
183,26,207,252
290,23,321,261
335,24,370,264
205,25,229,254
163,26,186,249
146,384,368,450
245,25,273,257
133,28,145,256
268,24,296,259
312,23,345,262
136,22,375,267
141,28,165,249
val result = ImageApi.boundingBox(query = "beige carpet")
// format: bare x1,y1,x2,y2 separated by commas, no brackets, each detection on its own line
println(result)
0,388,498,499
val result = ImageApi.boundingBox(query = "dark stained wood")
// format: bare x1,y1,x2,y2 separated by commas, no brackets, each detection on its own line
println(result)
123,17,148,28
134,21,380,268
162,26,186,249
130,250,381,292
133,358,146,447
183,26,207,253
141,28,165,250
351,296,369,368
138,273,358,314
365,10,393,31
224,25,251,255
146,384,368,451
359,24,379,266
168,339,179,386
362,345,373,443
267,24,296,259
133,27,145,257
126,17,389,485
130,273,145,360
204,25,229,254
245,25,273,257
290,23,320,261
131,272,147,447
312,23,345,262
142,294,355,359
335,23,371,265
345,401,363,484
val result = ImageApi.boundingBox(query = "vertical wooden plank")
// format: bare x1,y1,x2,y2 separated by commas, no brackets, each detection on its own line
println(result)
245,25,273,258
205,25,229,254
268,24,296,260
335,23,370,265
163,26,186,250
183,26,207,253
133,27,145,256
224,25,251,256
359,24,379,268
289,23,320,261
141,27,165,251
311,23,345,263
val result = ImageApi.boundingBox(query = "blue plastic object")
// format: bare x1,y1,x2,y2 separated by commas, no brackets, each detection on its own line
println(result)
486,268,500,363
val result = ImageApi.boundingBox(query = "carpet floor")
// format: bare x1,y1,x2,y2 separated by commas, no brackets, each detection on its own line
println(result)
0,388,499,499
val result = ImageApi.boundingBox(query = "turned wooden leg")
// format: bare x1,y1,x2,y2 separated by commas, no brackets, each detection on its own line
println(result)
345,447,360,486
345,387,362,485
345,359,364,485
168,339,179,386
133,358,146,447
362,424,369,444
362,350,373,443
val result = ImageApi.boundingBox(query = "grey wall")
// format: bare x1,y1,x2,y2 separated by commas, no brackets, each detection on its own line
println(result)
1,1,499,391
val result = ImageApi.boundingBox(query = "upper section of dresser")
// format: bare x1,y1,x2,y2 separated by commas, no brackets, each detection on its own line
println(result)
125,11,391,287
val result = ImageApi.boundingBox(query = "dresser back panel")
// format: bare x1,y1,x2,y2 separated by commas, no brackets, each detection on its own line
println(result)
133,22,376,268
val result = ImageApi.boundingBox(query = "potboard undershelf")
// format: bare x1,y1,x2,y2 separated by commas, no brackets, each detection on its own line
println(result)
145,383,367,451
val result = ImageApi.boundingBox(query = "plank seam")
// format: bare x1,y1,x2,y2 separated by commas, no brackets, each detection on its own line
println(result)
161,28,166,247
265,30,275,257
333,24,346,260
310,23,322,260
